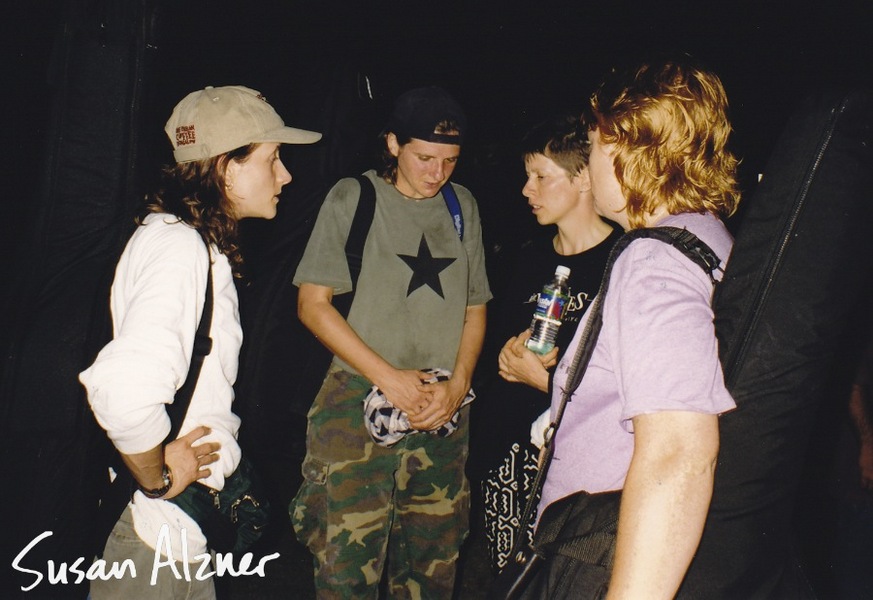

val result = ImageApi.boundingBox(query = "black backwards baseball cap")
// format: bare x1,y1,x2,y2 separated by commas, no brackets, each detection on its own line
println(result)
386,86,467,145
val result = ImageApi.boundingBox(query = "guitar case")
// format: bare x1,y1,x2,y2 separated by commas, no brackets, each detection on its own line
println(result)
679,90,873,597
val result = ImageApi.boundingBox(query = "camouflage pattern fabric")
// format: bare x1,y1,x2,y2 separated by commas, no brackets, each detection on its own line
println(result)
291,366,471,599
363,367,475,447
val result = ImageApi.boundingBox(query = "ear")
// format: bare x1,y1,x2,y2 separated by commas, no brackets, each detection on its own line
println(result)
386,132,401,158
223,156,239,190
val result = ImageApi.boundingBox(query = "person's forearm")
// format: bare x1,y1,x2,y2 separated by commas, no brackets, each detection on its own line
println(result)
406,304,487,430
607,412,718,600
450,304,487,392
849,384,873,445
121,446,165,490
498,329,555,392
119,426,219,499
610,467,713,599
849,384,873,487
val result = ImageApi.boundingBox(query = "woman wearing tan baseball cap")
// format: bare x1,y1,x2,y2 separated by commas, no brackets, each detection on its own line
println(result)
164,85,322,229
81,86,319,599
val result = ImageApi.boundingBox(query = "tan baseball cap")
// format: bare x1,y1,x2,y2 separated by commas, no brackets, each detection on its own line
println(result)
165,85,322,163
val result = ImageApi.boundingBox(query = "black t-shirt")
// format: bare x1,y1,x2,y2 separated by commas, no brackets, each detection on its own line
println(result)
468,226,620,478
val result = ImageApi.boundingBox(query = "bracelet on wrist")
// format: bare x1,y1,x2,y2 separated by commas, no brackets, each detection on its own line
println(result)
140,464,172,499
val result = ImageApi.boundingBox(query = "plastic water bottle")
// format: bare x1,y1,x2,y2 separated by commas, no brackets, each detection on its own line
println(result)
525,266,571,355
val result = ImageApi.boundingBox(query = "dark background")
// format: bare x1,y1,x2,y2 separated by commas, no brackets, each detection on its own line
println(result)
2,0,872,597
6,0,873,265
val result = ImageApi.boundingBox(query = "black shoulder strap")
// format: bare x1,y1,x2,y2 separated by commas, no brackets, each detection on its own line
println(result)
330,175,377,320
165,247,214,443
345,175,377,291
513,226,722,557
628,227,723,284
556,226,721,433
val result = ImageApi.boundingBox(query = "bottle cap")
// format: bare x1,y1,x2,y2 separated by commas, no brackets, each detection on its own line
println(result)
556,265,571,278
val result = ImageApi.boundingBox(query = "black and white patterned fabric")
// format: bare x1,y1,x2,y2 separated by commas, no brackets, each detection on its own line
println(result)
481,442,541,571
363,367,475,447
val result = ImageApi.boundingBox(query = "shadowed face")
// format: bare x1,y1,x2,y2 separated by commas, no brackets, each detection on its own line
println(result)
588,129,629,230
387,134,460,199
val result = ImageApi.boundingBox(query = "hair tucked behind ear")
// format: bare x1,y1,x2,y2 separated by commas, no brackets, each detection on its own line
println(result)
591,58,740,229
138,144,256,276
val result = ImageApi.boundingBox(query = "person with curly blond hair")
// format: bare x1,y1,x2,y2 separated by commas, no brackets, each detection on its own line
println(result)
536,57,740,598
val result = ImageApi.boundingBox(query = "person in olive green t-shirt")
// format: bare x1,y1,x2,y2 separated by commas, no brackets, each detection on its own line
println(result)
291,86,491,599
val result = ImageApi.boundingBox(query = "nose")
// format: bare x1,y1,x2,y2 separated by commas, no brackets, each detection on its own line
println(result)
522,177,535,198
277,159,292,186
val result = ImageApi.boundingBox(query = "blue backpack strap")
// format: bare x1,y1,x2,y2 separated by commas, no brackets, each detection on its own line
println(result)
441,182,464,240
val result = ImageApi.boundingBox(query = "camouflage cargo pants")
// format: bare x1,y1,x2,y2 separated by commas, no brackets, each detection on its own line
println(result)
291,366,471,599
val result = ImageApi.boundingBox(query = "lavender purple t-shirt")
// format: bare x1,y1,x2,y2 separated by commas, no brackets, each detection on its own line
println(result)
539,212,737,512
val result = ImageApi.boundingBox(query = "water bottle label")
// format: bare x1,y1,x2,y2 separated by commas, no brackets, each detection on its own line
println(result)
534,294,567,321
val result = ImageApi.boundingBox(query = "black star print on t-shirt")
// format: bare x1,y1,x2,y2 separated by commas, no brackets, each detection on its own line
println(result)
398,234,456,298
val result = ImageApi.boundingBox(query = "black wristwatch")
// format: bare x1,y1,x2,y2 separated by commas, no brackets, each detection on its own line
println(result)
140,464,172,499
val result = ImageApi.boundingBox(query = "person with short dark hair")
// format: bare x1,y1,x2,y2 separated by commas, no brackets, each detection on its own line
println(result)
291,86,491,598
80,85,320,599
538,58,741,597
469,114,619,572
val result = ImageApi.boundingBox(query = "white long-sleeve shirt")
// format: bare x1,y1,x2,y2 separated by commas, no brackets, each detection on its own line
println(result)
80,212,243,557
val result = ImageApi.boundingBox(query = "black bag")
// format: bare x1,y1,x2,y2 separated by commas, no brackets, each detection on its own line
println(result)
489,546,545,600
168,455,271,554
492,490,620,600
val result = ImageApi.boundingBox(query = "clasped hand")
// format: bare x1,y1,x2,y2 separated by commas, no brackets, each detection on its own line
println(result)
498,329,558,392
375,369,467,432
